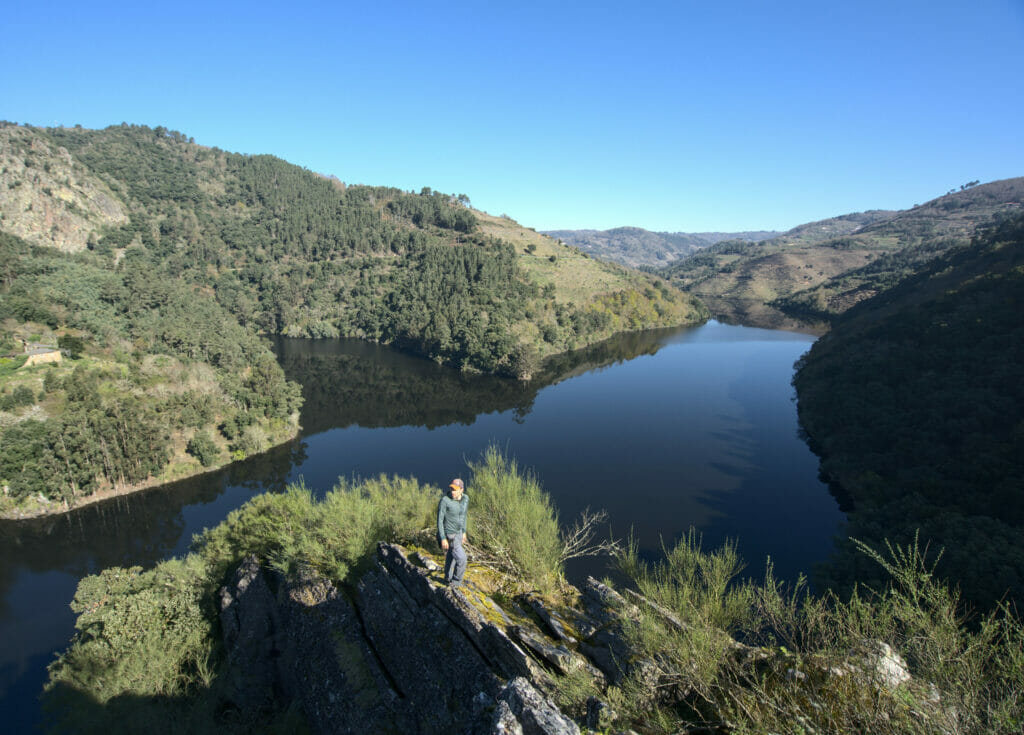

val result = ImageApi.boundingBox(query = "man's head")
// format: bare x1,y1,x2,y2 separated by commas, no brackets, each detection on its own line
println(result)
449,478,464,498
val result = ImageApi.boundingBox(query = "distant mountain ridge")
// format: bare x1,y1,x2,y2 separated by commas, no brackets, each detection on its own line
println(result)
658,178,1024,319
542,226,781,268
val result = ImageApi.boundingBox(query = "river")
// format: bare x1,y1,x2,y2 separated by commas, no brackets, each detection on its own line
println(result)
0,320,844,731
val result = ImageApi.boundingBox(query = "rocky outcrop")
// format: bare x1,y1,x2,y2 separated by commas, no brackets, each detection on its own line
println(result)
218,543,605,734
0,125,128,252
218,542,945,734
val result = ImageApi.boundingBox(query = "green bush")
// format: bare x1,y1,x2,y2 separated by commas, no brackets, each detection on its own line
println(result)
44,557,215,708
58,335,86,359
468,446,565,594
44,474,438,732
195,475,436,585
186,430,220,467
42,461,618,731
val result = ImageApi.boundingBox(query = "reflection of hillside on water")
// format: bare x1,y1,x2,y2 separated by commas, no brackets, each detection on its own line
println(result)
701,297,827,335
0,328,692,605
274,328,690,436
0,440,305,594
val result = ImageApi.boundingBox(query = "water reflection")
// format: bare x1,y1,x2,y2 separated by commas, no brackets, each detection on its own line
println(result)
273,329,677,433
701,297,827,335
0,329,683,615
0,441,306,604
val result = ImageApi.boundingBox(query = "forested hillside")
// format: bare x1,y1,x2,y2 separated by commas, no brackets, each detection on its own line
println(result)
793,213,1024,609
659,179,1024,318
2,123,702,375
0,229,302,515
0,122,704,515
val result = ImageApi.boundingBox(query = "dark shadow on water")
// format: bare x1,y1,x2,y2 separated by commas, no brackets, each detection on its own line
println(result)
0,439,306,595
40,676,306,735
272,328,688,435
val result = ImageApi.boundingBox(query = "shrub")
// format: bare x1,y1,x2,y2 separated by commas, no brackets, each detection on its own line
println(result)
186,430,220,467
43,463,614,731
58,335,86,359
606,532,1024,734
230,424,267,456
467,447,564,593
44,557,214,708
194,475,436,585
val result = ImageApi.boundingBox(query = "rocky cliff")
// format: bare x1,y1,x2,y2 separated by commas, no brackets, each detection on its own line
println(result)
0,124,128,252
217,542,654,734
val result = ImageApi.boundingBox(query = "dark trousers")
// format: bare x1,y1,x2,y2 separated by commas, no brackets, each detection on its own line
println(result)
445,534,467,585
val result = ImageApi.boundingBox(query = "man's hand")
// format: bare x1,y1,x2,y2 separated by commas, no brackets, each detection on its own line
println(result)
441,538,449,551
462,533,467,545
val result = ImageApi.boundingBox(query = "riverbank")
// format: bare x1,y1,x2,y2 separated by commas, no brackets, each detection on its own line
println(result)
0,321,841,733
0,418,300,521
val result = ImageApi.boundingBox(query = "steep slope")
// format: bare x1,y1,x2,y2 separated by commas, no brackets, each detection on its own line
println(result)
660,210,897,303
660,179,1024,316
0,125,128,251
544,226,780,268
793,213,1024,609
1,123,705,377
775,178,1024,319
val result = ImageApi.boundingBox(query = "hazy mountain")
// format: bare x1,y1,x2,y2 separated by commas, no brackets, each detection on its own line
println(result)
542,226,781,268
659,178,1024,317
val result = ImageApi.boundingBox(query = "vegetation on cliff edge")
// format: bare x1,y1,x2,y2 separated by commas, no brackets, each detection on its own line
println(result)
43,453,1024,734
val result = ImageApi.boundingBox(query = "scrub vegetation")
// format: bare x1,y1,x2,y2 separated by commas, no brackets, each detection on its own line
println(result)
602,532,1023,735
42,450,595,731
43,451,1024,734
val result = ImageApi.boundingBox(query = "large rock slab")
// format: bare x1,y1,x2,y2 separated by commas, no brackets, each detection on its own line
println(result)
218,545,638,734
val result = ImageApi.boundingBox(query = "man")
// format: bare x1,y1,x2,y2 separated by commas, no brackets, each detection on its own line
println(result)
437,477,469,588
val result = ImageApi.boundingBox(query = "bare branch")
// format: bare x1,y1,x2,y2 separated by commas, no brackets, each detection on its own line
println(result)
559,507,621,563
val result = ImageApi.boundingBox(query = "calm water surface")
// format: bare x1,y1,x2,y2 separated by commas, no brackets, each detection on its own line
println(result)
0,321,844,731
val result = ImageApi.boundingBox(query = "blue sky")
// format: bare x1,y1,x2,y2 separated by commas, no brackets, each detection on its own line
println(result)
3,1,1022,232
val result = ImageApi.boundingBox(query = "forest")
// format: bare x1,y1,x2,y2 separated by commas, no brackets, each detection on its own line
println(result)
793,212,1024,610
0,230,301,507
31,123,696,375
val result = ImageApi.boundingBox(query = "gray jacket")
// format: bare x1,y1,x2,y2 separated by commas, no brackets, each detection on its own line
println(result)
437,493,469,540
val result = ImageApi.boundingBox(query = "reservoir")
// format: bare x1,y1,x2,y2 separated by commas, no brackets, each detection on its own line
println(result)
0,320,844,730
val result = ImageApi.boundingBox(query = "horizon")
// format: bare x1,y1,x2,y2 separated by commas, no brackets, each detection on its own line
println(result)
3,1,1022,233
